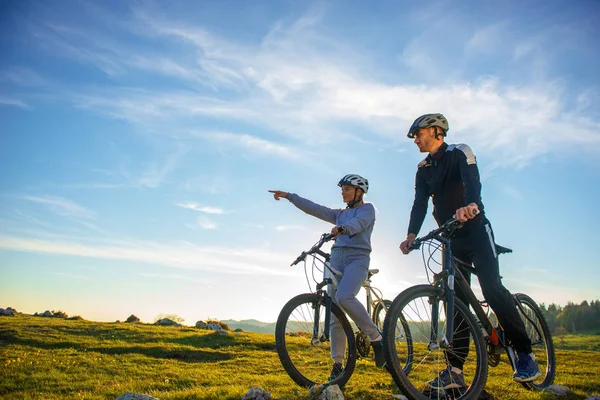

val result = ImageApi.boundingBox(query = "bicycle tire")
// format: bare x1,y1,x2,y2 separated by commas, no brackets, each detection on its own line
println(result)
374,299,414,375
514,293,556,390
372,299,392,329
275,293,357,388
383,285,488,400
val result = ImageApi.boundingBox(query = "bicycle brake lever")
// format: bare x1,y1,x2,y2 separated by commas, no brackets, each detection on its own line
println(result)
409,239,422,251
290,251,306,266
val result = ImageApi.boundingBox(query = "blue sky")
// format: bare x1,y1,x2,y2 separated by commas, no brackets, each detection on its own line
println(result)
1,0,599,325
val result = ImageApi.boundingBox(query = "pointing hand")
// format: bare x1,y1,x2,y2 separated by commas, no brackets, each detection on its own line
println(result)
268,190,289,201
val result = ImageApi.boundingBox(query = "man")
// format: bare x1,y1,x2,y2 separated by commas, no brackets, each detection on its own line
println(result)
399,113,541,391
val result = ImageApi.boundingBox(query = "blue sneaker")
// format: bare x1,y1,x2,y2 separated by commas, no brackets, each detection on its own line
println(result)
425,367,466,390
513,353,542,382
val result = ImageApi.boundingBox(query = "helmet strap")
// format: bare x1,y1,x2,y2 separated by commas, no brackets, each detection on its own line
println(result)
434,127,446,139
346,189,364,208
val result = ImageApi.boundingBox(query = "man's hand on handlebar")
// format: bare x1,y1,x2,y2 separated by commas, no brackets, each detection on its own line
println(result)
453,203,479,222
400,233,417,255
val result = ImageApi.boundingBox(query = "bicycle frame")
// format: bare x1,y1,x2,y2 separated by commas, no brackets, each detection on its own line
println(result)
292,233,388,343
414,220,544,368
418,226,504,355
362,271,384,315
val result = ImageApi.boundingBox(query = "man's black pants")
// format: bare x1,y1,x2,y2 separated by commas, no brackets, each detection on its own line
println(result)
446,217,532,370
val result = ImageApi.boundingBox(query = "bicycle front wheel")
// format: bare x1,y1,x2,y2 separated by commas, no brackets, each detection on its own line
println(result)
275,293,357,388
383,285,488,400
514,293,556,390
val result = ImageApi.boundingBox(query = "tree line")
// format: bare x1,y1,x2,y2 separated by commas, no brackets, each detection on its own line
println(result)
539,299,600,334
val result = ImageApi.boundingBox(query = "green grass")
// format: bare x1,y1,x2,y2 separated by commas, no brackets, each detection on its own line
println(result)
553,331,600,351
1,315,599,399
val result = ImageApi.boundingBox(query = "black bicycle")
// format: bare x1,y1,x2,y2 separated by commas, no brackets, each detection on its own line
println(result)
382,216,555,399
275,233,411,388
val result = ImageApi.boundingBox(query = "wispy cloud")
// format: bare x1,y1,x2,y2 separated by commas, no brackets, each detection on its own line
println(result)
0,234,297,277
23,196,95,220
0,96,29,109
0,67,46,86
63,182,129,189
31,23,127,76
136,148,187,188
71,148,187,190
176,203,226,214
10,2,600,170
198,131,305,160
196,217,217,230
180,175,231,195
275,225,307,232
139,272,213,287
466,22,510,54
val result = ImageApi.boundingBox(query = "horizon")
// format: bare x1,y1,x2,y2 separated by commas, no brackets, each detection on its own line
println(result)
1,0,600,325
5,297,598,327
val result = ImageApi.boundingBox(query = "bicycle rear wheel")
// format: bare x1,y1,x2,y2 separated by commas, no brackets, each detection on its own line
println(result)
383,285,488,400
275,293,357,388
373,299,392,330
514,293,556,390
374,299,414,375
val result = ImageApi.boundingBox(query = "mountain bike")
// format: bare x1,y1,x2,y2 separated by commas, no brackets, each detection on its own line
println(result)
275,233,410,388
382,216,555,400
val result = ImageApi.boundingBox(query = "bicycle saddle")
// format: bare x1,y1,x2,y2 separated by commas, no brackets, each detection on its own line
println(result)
495,244,513,255
368,269,379,278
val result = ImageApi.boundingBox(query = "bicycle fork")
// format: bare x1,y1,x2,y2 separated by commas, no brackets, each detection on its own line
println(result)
429,243,454,351
311,261,342,344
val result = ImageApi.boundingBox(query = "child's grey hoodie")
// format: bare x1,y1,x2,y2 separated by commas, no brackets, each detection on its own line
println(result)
287,193,375,252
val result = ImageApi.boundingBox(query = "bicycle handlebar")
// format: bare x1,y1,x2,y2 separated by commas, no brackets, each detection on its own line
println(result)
409,209,479,251
290,233,336,266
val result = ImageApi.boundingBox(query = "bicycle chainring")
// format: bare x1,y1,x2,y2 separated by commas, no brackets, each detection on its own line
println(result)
355,331,370,358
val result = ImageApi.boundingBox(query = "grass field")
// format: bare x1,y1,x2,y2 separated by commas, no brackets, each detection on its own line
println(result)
1,315,599,399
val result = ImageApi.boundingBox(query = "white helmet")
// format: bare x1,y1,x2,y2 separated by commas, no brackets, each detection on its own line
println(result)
338,174,369,193
407,113,449,138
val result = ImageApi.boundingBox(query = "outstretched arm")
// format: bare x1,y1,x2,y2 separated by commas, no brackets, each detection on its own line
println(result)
268,190,338,225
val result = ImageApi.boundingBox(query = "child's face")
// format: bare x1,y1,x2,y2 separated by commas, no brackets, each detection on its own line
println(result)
340,185,357,203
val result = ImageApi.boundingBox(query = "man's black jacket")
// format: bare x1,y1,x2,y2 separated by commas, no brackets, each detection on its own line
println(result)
408,142,485,236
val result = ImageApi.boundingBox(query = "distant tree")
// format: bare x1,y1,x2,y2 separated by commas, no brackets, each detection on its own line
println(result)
154,313,185,323
558,302,576,332
554,300,600,333
540,303,556,331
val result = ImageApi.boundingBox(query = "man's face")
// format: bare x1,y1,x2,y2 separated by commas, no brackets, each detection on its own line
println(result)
413,127,437,153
